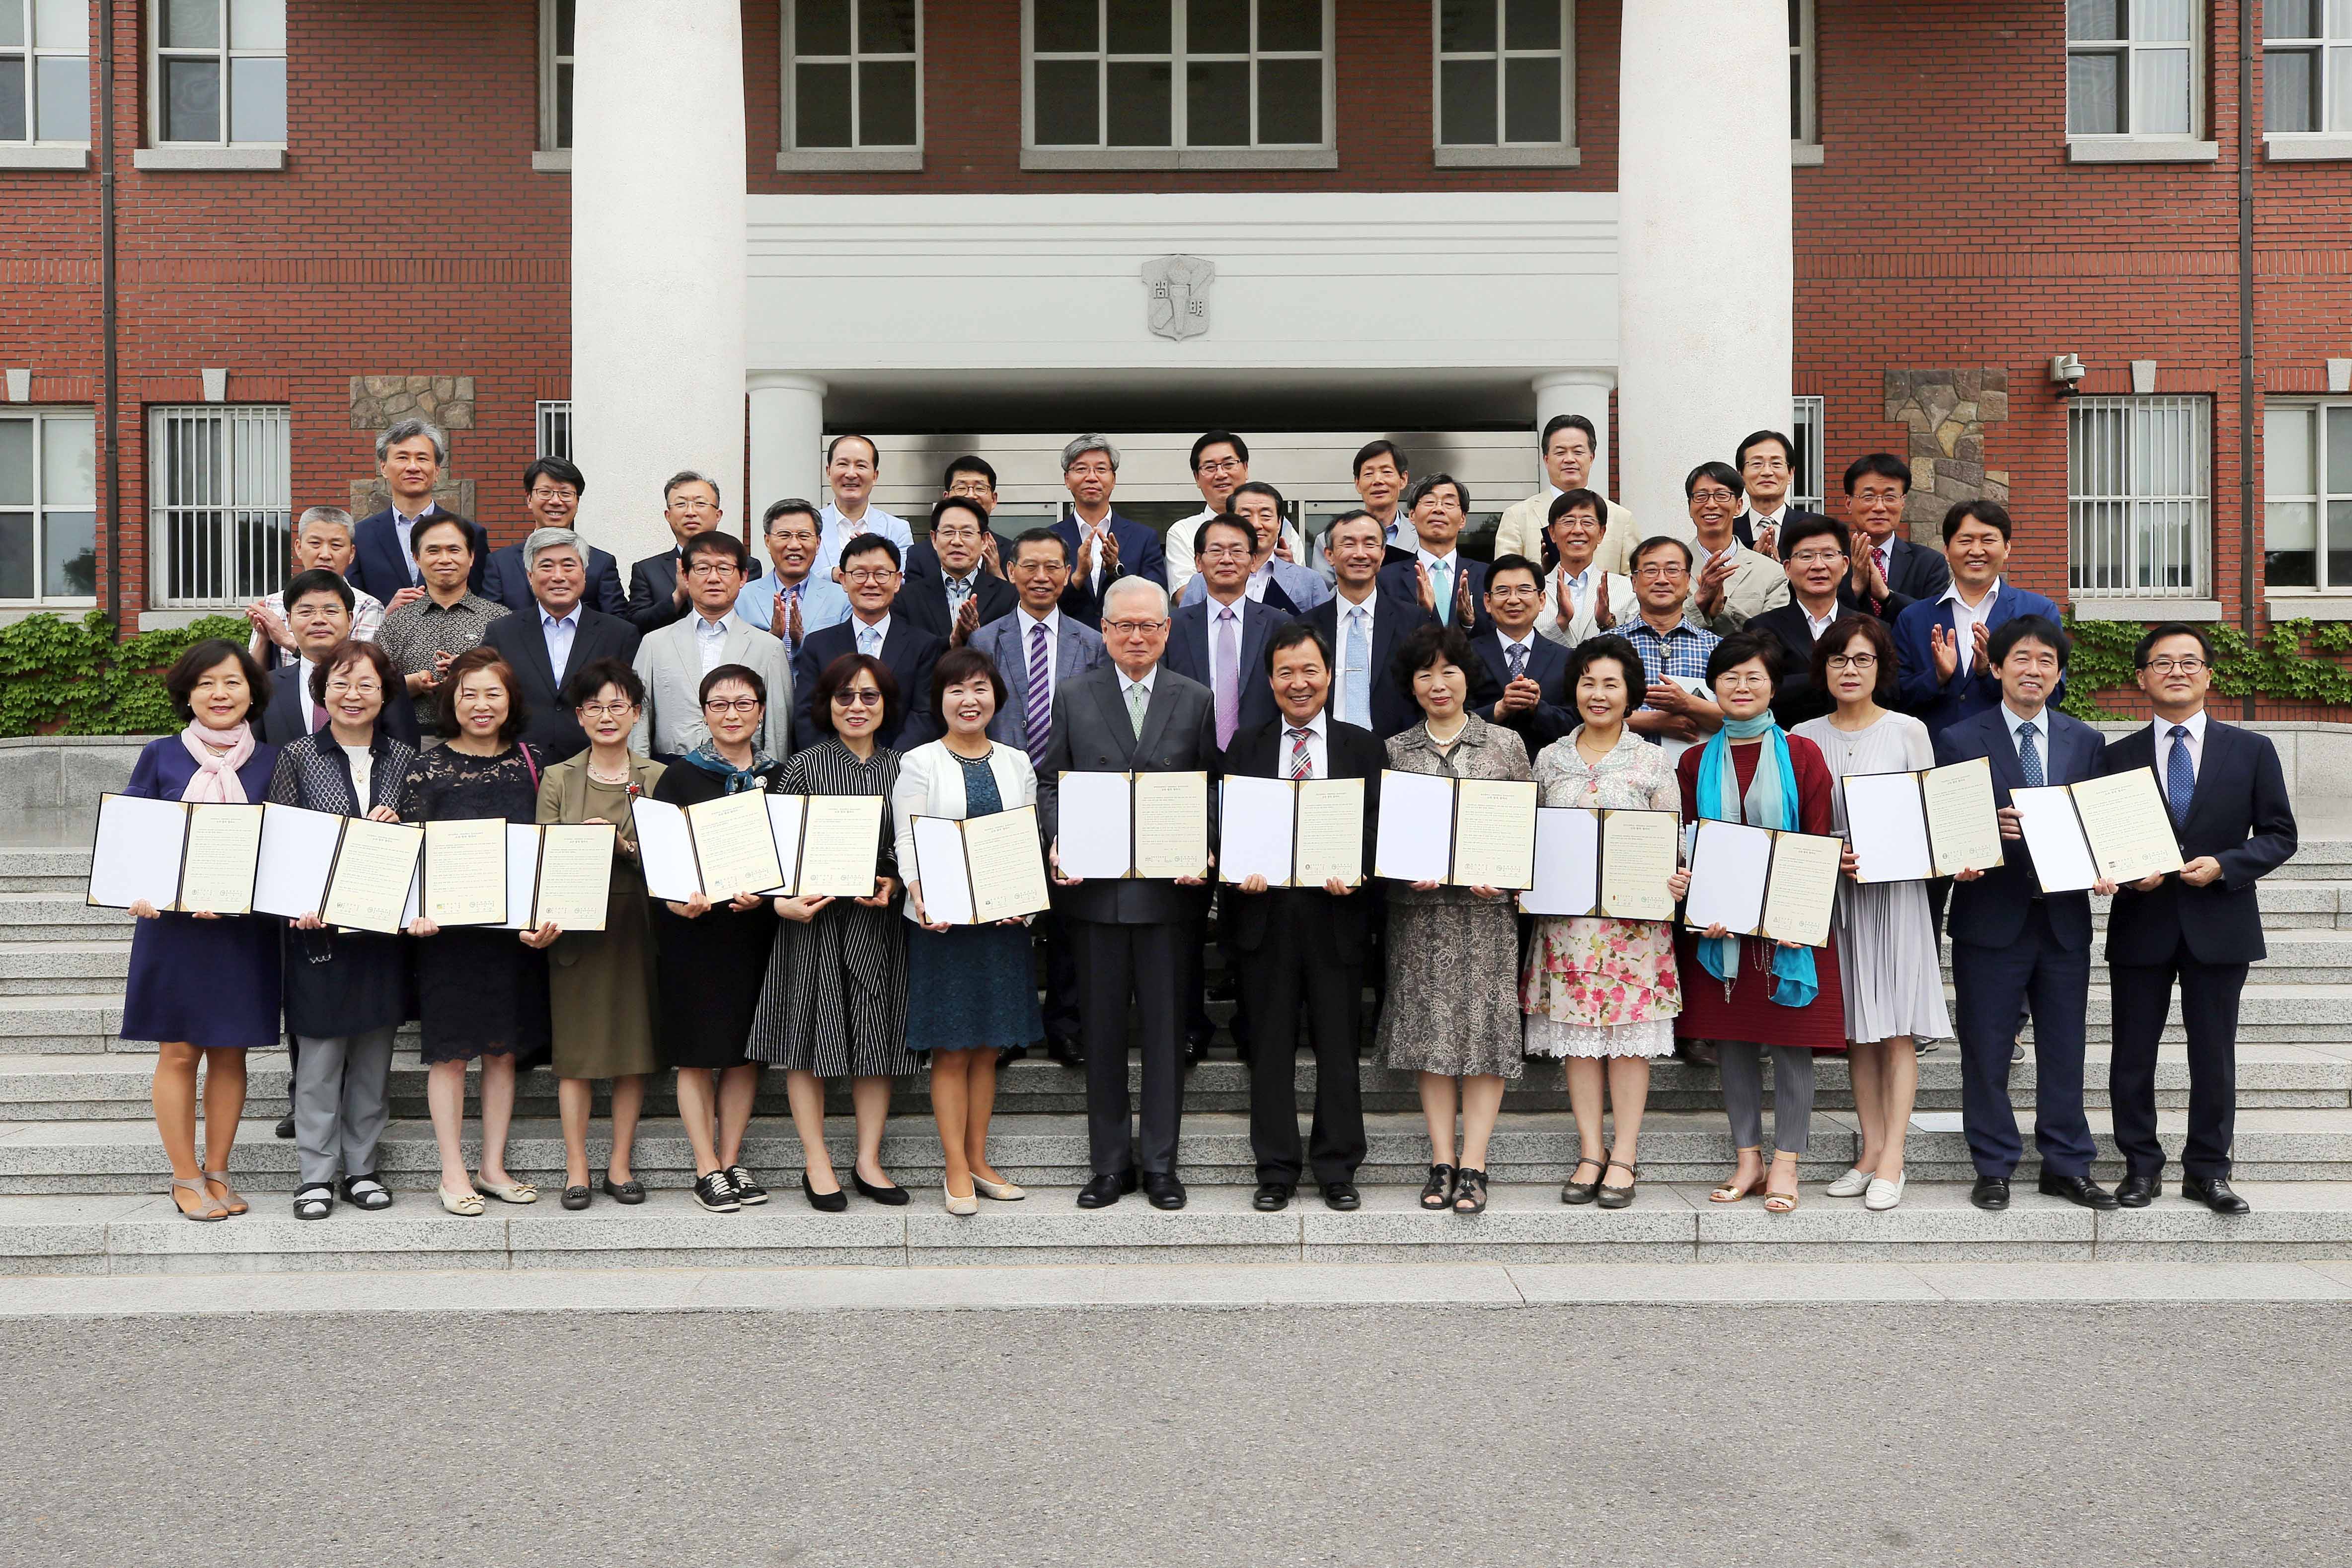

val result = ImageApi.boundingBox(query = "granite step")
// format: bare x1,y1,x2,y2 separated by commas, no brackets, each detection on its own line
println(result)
0,941,131,993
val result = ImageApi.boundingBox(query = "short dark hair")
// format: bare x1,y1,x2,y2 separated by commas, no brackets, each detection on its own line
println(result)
1190,430,1248,471
762,497,821,532
809,651,901,739
1942,498,2013,544
1809,615,1898,707
838,531,901,570
1776,513,1851,561
308,638,400,709
825,433,879,467
1540,413,1597,453
682,530,749,573
1631,534,1694,573
559,655,644,711
1405,473,1470,515
1485,552,1542,590
698,662,767,709
1706,630,1783,693
1842,452,1912,495
523,455,587,496
1195,513,1256,556
439,645,528,745
1323,508,1381,544
1565,634,1649,716
1683,461,1744,501
930,646,1007,717
1352,439,1409,478
1229,480,1287,518
942,454,997,491
165,638,271,725
1735,430,1795,469
283,567,354,613
929,495,990,534
1010,526,1070,567
411,513,475,555
1392,620,1477,701
1548,488,1609,528
1989,614,2070,669
1264,619,1332,675
2135,622,2214,667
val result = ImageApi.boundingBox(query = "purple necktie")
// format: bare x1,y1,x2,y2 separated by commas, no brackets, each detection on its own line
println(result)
1214,607,1240,749
1025,621,1053,768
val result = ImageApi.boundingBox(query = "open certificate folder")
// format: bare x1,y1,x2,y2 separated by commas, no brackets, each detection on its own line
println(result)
1682,819,1843,949
909,806,1052,924
318,816,426,935
1517,808,1681,920
87,794,265,915
1054,771,1211,880
1371,772,1539,890
422,818,510,926
2010,766,2185,892
632,793,884,902
489,823,618,932
1216,775,1366,888
1840,756,2005,883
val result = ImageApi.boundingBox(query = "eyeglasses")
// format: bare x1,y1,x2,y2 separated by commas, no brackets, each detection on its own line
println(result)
1787,550,1846,566
1635,563,1688,580
1487,585,1541,600
2143,656,2207,674
1688,489,1738,506
1199,543,1253,560
840,568,899,585
324,679,382,698
528,486,578,504
702,697,762,714
832,689,885,708
1105,619,1168,636
685,562,738,579
577,700,636,718
1825,654,1878,671
1195,457,1243,475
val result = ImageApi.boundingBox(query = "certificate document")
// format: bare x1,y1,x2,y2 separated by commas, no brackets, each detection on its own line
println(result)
1840,771,1934,885
1683,819,1772,936
1293,778,1365,889
176,803,263,915
253,802,344,920
910,816,976,925
1217,775,1297,886
1056,771,1134,881
423,818,508,926
686,789,785,900
1921,755,2004,877
2069,767,2185,883
2010,785,2099,893
322,817,425,934
1760,831,1842,948
1372,770,1456,883
1520,807,1599,917
87,794,187,911
797,795,886,898
498,825,546,931
629,797,700,902
963,805,1052,923
760,795,808,896
532,823,616,931
1599,809,1682,921
1450,778,1538,890
1133,771,1211,880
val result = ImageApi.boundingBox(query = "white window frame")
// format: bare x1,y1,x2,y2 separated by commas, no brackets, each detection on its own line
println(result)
779,0,924,171
1021,0,1337,170
138,0,288,169
2064,0,2217,163
0,0,90,162
1432,0,1578,169
148,403,292,609
535,400,572,462
2263,399,2352,605
1790,0,1821,164
0,406,99,606
534,0,573,168
1790,395,1826,514
2262,2,2352,160
2066,393,2213,614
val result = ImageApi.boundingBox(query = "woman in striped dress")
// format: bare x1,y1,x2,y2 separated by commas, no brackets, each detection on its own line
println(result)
747,652,913,1211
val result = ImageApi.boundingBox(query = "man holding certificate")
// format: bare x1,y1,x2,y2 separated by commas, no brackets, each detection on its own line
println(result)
1220,622,1381,1212
2098,625,2298,1215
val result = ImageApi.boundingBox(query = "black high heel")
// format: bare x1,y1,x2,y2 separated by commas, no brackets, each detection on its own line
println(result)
802,1172,848,1213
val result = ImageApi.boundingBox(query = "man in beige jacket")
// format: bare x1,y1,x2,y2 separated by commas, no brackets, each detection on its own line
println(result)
1491,414,1641,574
1682,460,1789,633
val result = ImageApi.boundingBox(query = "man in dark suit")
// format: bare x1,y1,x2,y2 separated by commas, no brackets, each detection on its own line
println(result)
1376,473,1493,636
478,456,628,619
2100,624,2298,1215
1223,622,1381,1213
1309,510,1431,740
480,527,642,764
1933,615,2117,1214
1843,452,1952,604
1165,515,1293,753
1467,553,1574,754
1894,500,2062,745
1730,428,1832,558
347,418,489,604
792,532,942,749
256,568,421,748
625,470,733,634
894,496,1016,645
1053,434,1168,626
1039,576,1220,1212
1745,513,1912,728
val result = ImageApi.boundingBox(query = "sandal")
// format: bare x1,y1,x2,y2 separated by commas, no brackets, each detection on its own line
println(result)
202,1169,249,1216
1452,1168,1489,1216
1710,1150,1768,1204
340,1173,393,1211
1764,1154,1801,1214
1561,1157,1605,1205
293,1184,334,1221
473,1173,538,1205
1596,1159,1639,1210
1420,1163,1456,1210
170,1175,228,1222
439,1186,486,1216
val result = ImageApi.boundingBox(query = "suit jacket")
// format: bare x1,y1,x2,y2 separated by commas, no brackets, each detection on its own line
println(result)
967,609,1108,754
1376,555,1495,637
1493,493,1641,578
1176,557,1331,617
1934,704,2106,952
1688,541,1791,634
791,615,944,751
1052,513,1169,627
1873,534,1952,602
1216,715,1384,965
1164,595,1293,741
629,612,794,760
2099,720,2298,967
1468,627,1576,756
1747,588,1902,729
890,740,1039,924
479,541,629,619
481,603,643,765
625,548,693,635
257,656,422,750
1307,591,1432,741
893,559,1018,643
1893,581,2063,741
1732,505,1830,553
348,506,490,602
1037,663,1221,926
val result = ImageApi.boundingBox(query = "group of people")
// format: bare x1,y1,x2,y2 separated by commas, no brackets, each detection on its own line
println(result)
126,415,2297,1224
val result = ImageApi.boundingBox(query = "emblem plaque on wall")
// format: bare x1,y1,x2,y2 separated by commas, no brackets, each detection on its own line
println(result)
1142,255,1215,341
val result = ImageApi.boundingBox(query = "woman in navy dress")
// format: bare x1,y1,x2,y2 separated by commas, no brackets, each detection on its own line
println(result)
121,639,281,1220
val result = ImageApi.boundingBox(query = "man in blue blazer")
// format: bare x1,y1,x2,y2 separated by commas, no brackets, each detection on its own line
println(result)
791,533,943,750
477,457,627,618
1466,553,1573,755
1053,435,1167,627
2099,624,2299,1215
1308,510,1432,740
1375,473,1494,637
1164,515,1293,750
1893,499,2060,743
1933,615,2117,1214
347,419,490,603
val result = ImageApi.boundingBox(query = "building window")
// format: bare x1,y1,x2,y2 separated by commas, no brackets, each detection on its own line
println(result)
0,0,89,144
0,408,97,603
2067,394,2210,600
1790,0,1816,145
786,0,920,151
539,0,574,151
149,404,291,607
1790,395,1826,514
1435,0,1571,149
2265,0,2352,135
151,0,287,145
2065,0,2196,138
2264,402,2352,592
536,400,572,461
1028,0,1330,150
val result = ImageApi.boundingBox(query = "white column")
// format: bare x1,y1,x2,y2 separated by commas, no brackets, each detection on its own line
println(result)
1616,0,1792,532
569,0,747,565
746,373,828,517
1532,372,1616,497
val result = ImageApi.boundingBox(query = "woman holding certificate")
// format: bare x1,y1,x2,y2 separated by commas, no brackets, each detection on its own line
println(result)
1792,616,1949,1211
651,664,785,1214
749,653,915,1212
534,658,667,1211
893,647,1042,1216
397,645,549,1215
123,640,281,1220
266,639,416,1220
1675,631,1845,1214
1520,635,1689,1209
1380,622,1532,1217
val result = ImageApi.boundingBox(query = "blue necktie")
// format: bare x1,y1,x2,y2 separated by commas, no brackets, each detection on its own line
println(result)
1342,606,1370,729
2017,721,2044,789
2166,724,2195,824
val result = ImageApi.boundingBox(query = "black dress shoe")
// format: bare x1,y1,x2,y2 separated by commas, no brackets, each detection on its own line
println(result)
274,1112,296,1139
1970,1175,2011,1211
1045,1040,1085,1068
1321,1181,1361,1212
2114,1173,2160,1208
2038,1172,2120,1210
2182,1175,2252,1215
1077,1170,1137,1209
1253,1181,1292,1211
1143,1173,1187,1210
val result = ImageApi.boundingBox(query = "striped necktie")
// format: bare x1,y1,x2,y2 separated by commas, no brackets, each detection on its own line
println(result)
1288,727,1313,780
1024,621,1053,768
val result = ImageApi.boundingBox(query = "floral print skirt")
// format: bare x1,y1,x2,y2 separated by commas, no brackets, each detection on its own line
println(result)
1520,915,1681,1061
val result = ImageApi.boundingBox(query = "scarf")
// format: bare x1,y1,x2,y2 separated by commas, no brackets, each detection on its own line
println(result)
177,721,257,804
1693,714,1818,1008
683,739,774,794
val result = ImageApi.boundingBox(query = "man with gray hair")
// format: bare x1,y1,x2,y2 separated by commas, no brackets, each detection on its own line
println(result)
1052,433,1166,628
348,418,490,604
481,524,643,763
626,468,732,634
245,505,385,669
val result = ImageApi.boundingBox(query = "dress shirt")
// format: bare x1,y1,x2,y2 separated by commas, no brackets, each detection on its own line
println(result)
2152,708,2207,781
1497,630,1540,678
390,504,436,584
1622,614,1721,697
1281,709,1330,780
538,603,581,681
1799,598,1840,639
1118,666,1157,705
1999,700,2052,762
1742,501,1792,538
375,591,509,737
942,567,982,619
691,611,733,676
1071,512,1117,595
814,503,914,579
849,612,892,658
1244,561,1277,602
1941,577,2003,677
296,656,324,732
1418,547,1463,622
1017,607,1062,691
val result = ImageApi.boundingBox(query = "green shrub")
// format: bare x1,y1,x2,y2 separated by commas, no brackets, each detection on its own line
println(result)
0,610,253,738
2059,616,2352,720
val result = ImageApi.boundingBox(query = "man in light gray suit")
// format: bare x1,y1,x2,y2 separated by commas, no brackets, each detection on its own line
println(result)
1039,576,1219,1212
630,532,792,760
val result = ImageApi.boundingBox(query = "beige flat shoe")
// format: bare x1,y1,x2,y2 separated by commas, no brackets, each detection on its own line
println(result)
972,1173,1026,1201
439,1186,486,1216
942,1180,979,1217
473,1174,538,1204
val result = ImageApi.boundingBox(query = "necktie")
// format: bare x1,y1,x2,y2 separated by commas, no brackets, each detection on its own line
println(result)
1343,607,1370,729
781,583,802,652
2017,721,2045,789
1430,560,1452,625
858,623,881,658
1288,727,1313,780
1506,643,1527,682
1873,545,1889,583
1024,622,1053,769
1124,679,1148,739
2167,724,2195,824
1214,607,1240,749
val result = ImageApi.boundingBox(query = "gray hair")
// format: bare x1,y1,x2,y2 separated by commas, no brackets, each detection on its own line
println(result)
1101,575,1168,621
664,468,722,506
523,526,586,570
296,505,355,536
1061,434,1121,473
375,418,448,464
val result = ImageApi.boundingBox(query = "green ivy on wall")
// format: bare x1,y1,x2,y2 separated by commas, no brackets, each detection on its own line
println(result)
0,611,252,738
2060,616,2352,720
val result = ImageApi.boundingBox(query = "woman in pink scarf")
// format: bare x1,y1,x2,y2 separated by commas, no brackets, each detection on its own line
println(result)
120,640,282,1220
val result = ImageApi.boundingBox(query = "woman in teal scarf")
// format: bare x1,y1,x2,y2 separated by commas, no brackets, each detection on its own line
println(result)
1672,632,1846,1214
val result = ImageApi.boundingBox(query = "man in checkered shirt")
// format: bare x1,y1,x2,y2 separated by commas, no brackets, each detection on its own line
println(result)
1618,535,1725,750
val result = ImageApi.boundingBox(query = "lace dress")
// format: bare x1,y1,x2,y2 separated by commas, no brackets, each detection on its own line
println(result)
395,743,550,1064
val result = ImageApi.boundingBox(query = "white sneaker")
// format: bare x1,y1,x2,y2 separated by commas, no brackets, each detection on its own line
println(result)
1825,1166,1873,1198
1864,1173,1905,1211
